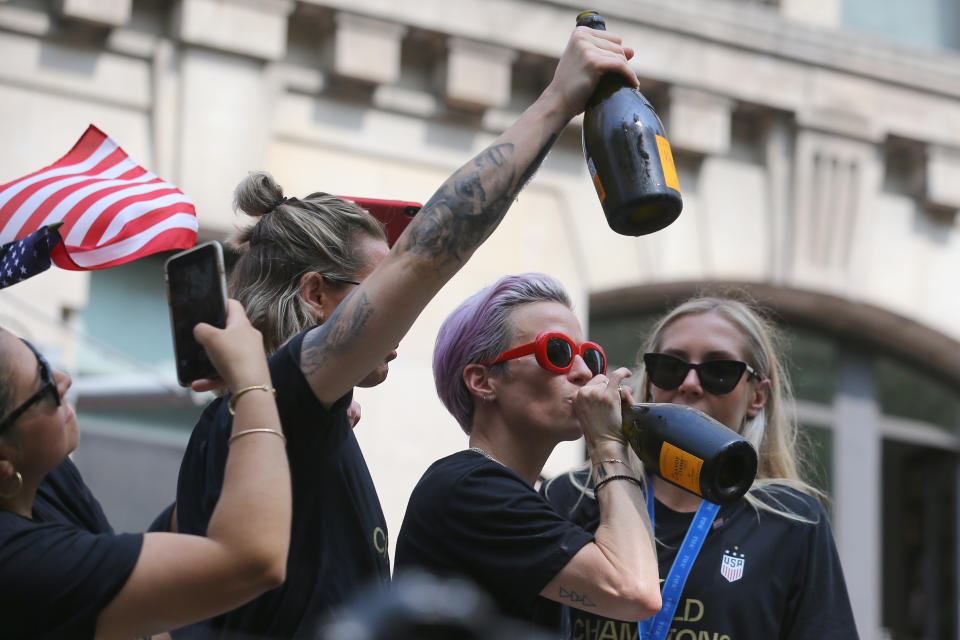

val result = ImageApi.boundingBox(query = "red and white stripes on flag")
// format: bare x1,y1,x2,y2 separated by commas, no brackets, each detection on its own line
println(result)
0,125,197,270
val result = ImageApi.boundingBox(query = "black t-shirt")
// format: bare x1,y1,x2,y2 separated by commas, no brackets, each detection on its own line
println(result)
174,329,391,639
0,458,143,640
541,470,860,640
394,450,594,633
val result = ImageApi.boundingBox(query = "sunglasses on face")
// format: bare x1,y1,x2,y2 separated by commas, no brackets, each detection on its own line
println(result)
0,339,62,434
483,331,607,377
643,352,759,396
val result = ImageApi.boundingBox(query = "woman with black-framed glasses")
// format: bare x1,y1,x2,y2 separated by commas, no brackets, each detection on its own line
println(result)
395,273,661,634
0,301,293,640
542,295,859,640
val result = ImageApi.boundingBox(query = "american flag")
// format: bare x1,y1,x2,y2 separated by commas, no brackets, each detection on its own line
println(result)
0,125,197,275
0,223,62,289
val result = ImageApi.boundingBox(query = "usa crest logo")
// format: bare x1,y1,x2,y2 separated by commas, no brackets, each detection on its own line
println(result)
720,547,745,582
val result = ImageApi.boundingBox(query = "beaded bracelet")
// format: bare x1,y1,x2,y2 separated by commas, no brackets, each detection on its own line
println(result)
228,428,287,446
228,384,277,415
594,474,643,492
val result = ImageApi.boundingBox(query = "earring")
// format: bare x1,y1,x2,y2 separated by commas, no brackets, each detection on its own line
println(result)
0,471,23,500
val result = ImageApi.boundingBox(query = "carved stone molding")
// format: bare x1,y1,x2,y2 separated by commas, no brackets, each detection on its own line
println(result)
177,0,295,61
333,12,407,85
302,0,960,100
668,86,733,155
926,145,960,212
791,129,879,286
444,37,517,111
57,0,131,27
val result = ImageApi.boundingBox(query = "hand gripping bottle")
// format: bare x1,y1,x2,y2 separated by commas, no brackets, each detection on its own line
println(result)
577,10,683,236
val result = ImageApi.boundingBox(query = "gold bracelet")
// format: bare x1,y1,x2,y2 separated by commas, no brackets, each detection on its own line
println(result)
228,428,286,446
228,384,276,415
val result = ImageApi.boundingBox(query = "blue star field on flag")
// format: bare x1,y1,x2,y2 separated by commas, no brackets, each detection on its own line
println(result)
0,222,63,290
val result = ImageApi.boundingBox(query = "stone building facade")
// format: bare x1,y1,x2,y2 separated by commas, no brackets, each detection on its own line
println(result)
1,0,958,637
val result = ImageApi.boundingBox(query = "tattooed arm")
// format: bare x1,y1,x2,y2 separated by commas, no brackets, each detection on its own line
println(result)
541,371,661,621
301,26,639,406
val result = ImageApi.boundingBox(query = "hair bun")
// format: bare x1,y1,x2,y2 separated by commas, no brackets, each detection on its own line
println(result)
234,171,285,217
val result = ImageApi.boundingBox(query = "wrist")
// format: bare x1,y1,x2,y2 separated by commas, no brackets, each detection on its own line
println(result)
529,83,575,133
228,379,269,393
586,440,631,464
594,473,643,493
225,367,272,393
228,383,277,415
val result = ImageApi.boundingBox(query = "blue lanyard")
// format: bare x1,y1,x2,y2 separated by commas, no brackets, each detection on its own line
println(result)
638,481,719,640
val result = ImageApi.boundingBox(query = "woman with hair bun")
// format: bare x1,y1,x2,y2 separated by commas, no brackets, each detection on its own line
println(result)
172,23,645,639
228,179,388,358
541,296,860,640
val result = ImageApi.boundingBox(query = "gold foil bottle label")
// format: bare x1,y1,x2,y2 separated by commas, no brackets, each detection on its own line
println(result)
655,135,680,193
586,156,607,202
659,442,703,496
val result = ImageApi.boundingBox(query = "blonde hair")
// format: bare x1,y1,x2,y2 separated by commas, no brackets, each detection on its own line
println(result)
631,295,822,522
548,294,822,524
228,171,386,354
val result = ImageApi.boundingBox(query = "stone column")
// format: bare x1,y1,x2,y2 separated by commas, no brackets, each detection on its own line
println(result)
173,0,294,232
764,113,793,282
833,349,882,640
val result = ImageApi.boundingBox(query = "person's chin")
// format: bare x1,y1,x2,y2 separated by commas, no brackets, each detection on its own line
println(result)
559,422,583,442
67,426,81,455
66,408,80,444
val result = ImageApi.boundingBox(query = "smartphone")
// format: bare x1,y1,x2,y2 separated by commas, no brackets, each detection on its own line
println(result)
164,241,228,386
340,196,421,247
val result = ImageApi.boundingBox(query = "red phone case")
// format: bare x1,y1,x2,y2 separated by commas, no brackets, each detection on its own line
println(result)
339,196,421,247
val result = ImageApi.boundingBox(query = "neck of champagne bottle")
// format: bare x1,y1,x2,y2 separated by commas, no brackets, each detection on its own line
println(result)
577,13,633,105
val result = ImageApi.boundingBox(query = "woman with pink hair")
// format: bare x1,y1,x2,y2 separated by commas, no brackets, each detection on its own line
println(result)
396,273,661,634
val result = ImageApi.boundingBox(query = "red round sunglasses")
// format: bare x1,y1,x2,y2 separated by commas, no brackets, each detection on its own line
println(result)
481,331,607,376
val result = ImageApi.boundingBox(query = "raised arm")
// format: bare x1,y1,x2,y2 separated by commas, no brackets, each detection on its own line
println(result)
541,369,661,622
94,300,291,640
302,26,639,404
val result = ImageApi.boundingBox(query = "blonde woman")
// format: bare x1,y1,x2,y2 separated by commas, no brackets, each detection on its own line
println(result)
542,296,859,640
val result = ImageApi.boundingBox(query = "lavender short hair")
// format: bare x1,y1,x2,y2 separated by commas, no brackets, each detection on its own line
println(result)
433,273,572,434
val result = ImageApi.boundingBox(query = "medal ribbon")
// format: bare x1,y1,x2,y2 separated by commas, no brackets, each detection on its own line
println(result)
638,481,719,640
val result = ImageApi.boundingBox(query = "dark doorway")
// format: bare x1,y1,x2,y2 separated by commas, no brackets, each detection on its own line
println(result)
882,440,957,640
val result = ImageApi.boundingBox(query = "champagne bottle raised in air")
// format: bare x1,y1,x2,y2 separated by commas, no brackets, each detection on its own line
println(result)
577,10,683,236
622,402,758,504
